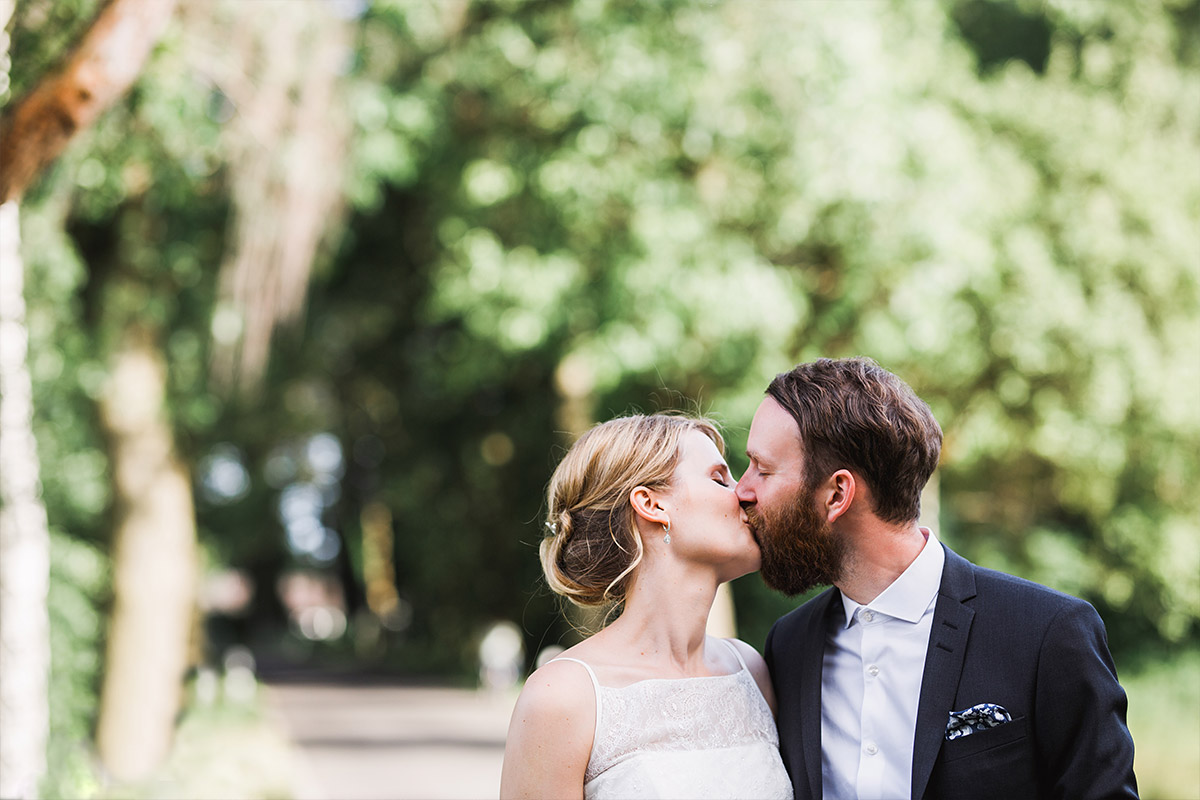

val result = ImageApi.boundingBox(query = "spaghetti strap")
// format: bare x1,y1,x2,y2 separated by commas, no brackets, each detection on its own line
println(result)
548,657,603,729
720,638,750,673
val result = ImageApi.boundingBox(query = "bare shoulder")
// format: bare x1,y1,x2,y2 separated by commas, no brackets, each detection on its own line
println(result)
726,637,777,716
500,658,596,799
508,657,597,743
515,657,597,718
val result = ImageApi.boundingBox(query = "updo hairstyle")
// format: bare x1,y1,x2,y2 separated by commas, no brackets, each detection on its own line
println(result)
540,414,724,607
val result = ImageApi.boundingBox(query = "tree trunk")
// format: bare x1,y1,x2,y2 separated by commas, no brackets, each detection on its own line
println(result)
0,0,178,203
0,200,51,800
0,0,179,788
200,0,350,395
94,331,198,782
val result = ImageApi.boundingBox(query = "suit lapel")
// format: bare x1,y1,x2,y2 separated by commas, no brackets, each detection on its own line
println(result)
799,589,837,800
911,546,976,800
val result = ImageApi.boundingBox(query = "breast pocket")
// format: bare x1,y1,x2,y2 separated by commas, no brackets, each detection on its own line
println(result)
941,714,1029,763
927,716,1036,800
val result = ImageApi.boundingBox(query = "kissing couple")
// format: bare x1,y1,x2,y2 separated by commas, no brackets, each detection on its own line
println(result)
501,357,1138,800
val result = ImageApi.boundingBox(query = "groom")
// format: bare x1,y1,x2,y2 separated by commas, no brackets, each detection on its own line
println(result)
736,357,1137,800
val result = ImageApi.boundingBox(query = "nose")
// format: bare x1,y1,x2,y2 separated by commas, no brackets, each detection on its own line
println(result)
735,478,754,506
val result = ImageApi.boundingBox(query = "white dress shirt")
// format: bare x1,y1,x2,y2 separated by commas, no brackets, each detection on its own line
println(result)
821,530,945,800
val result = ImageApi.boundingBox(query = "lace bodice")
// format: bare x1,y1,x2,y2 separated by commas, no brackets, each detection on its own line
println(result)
554,640,794,800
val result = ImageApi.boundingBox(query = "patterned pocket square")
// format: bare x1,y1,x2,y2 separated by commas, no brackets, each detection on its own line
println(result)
945,703,1012,740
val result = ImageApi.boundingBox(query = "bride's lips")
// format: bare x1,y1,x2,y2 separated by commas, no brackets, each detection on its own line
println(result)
741,510,758,543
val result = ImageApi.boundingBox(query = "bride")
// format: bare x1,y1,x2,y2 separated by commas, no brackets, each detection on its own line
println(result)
500,414,793,799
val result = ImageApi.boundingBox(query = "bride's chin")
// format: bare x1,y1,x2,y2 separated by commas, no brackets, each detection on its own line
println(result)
725,551,761,581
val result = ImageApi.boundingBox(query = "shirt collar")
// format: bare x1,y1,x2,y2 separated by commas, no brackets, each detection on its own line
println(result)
839,528,945,627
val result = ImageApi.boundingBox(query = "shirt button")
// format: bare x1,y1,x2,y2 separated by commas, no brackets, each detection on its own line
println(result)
860,610,875,623
867,664,880,678
865,742,879,756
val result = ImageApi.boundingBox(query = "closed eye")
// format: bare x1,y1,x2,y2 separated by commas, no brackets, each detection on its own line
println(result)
715,462,734,489
744,457,765,479
712,466,733,487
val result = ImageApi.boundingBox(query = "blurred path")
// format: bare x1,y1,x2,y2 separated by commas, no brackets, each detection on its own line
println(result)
264,680,517,800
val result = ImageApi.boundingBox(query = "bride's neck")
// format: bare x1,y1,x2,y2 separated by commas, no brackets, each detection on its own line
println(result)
609,565,719,673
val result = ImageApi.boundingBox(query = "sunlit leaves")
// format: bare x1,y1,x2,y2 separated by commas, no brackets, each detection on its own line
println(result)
462,158,521,206
328,0,1200,654
16,0,1197,687
432,228,581,353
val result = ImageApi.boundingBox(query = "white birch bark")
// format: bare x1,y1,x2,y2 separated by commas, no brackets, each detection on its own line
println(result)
0,198,51,800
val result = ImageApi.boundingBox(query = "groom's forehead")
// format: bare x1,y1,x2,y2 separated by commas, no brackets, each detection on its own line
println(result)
749,397,803,456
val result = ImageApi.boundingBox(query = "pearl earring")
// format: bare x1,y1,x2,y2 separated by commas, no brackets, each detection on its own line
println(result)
662,520,671,544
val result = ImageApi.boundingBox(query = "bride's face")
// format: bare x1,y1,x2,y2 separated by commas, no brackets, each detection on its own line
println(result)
661,430,760,581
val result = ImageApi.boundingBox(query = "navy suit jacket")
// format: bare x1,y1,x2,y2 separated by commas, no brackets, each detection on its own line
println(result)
765,544,1138,800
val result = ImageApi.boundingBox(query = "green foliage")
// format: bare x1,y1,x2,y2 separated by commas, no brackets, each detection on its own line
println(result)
97,688,298,800
12,0,1198,739
20,189,112,539
10,2,1199,791
43,532,108,800
12,5,244,789
1123,649,1200,799
923,0,1200,651
271,0,1200,671
4,0,102,102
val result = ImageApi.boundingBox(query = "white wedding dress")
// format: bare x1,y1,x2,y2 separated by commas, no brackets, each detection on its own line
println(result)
553,639,794,800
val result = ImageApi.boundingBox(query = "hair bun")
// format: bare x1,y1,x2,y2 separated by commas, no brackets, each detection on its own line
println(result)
537,414,725,609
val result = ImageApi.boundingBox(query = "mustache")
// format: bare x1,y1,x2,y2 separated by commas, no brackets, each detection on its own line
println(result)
743,505,765,536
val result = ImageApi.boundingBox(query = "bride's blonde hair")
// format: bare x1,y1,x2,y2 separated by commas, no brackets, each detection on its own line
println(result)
540,414,724,607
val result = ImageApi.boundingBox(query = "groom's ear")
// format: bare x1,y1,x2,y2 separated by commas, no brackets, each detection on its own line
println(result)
629,486,669,528
823,469,856,523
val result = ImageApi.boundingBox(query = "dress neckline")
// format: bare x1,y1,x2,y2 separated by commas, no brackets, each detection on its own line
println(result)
595,666,746,691
552,638,751,691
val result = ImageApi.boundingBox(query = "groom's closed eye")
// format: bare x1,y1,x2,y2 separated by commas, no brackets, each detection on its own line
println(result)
747,462,771,478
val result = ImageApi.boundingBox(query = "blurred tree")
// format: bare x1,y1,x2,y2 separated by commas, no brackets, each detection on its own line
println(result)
285,0,1196,672
93,326,197,781
202,0,350,395
0,150,51,800
7,0,1194,744
0,191,49,800
82,0,350,779
0,0,175,793
914,0,1200,656
0,0,177,203
7,0,351,786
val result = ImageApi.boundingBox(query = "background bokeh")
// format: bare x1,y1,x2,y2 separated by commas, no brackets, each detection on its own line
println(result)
2,0,1197,797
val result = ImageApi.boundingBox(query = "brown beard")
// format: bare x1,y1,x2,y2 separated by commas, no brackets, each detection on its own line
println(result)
747,483,847,597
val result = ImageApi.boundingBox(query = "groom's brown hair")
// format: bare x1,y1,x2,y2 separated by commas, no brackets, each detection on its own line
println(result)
767,357,942,525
